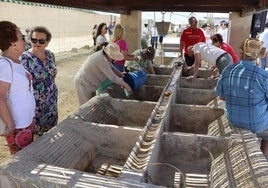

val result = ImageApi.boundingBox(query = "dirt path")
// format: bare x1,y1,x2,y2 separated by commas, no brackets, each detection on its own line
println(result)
56,49,92,120
0,48,92,161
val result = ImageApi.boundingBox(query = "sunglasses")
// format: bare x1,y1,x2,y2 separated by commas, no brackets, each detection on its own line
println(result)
22,35,26,41
31,38,46,44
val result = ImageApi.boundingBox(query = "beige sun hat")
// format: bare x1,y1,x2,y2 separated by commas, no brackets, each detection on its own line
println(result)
103,42,124,60
240,38,262,59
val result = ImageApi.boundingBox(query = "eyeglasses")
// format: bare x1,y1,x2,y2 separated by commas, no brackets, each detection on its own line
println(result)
103,27,108,30
31,38,46,44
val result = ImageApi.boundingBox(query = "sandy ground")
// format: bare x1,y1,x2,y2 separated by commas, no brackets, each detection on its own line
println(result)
55,48,93,121
0,48,93,161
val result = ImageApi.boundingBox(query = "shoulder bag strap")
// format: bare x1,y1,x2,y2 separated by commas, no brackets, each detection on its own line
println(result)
0,57,13,93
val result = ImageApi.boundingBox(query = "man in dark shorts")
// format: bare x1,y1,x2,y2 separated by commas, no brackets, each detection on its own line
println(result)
159,35,164,49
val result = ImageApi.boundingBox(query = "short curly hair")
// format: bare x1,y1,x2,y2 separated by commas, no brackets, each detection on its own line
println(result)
0,21,18,51
30,26,52,42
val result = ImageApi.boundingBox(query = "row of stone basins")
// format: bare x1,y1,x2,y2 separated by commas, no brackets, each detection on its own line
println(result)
1,64,268,188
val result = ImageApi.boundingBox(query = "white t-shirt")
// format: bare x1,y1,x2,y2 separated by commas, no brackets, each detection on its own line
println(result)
96,35,108,46
193,42,226,66
142,27,149,37
217,28,228,43
259,28,268,49
202,29,212,44
151,27,158,37
0,57,35,129
178,27,183,33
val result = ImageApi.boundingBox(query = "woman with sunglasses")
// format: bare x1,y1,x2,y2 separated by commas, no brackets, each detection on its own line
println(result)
21,26,58,139
0,21,36,154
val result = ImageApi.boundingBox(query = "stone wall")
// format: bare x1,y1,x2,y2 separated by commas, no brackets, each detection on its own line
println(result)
0,1,117,53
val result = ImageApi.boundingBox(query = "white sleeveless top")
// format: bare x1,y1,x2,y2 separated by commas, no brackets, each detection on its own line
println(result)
0,57,35,128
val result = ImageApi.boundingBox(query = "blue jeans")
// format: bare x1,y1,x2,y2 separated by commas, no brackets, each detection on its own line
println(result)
151,36,158,49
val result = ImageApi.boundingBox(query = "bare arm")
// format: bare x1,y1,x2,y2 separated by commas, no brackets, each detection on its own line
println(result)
147,64,155,74
0,81,15,136
108,65,132,92
98,61,132,93
186,53,201,82
121,51,139,61
193,53,201,78
179,41,184,58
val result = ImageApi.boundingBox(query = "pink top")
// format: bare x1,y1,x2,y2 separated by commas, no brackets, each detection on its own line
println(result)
115,39,128,66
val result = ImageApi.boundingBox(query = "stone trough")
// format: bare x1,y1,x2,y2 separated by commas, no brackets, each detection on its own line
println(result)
144,133,229,187
175,88,216,105
105,66,172,102
168,104,224,134
1,62,268,188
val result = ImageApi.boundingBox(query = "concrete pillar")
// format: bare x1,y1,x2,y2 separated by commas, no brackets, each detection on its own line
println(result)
229,12,252,57
121,11,142,53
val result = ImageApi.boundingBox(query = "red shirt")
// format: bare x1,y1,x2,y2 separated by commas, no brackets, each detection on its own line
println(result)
220,42,239,63
180,27,205,55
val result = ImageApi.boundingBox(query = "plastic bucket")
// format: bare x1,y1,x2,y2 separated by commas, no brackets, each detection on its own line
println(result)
123,70,147,90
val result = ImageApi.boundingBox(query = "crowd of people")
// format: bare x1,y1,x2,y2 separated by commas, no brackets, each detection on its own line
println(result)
92,21,165,52
0,20,158,154
2,17,268,161
178,16,268,160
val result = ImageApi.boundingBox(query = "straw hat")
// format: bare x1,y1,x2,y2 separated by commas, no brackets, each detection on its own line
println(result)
240,38,261,59
103,42,124,60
